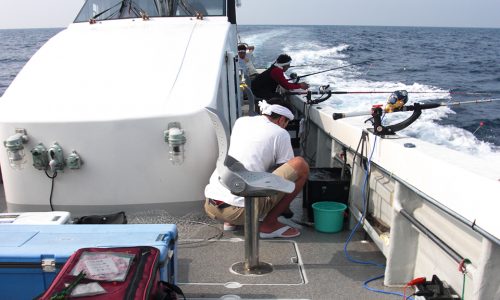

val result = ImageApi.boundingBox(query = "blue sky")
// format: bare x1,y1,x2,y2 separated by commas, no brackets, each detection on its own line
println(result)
0,0,499,29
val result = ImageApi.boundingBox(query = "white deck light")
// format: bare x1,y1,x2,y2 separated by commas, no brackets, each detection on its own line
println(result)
3,129,29,170
164,122,186,165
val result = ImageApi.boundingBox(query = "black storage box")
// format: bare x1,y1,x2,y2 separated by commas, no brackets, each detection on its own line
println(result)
303,167,351,222
286,119,301,149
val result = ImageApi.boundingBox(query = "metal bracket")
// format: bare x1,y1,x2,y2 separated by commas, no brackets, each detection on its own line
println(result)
41,258,56,272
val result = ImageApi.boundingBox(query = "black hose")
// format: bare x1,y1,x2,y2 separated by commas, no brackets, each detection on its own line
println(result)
44,170,57,211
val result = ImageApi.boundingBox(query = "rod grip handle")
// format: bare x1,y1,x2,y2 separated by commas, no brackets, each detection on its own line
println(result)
332,113,344,120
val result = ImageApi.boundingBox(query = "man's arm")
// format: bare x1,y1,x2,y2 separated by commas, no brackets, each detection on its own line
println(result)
270,68,309,90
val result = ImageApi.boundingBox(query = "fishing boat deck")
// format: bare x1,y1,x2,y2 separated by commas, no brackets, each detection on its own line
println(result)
126,195,401,300
1,184,402,299
0,101,405,299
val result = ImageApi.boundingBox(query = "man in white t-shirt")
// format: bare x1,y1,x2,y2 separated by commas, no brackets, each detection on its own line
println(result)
204,98,309,238
237,44,258,83
237,44,258,114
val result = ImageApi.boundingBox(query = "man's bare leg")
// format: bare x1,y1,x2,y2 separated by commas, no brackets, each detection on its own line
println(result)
260,157,309,235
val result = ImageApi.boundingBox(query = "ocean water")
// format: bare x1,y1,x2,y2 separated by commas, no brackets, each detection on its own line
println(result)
0,25,499,157
238,25,500,156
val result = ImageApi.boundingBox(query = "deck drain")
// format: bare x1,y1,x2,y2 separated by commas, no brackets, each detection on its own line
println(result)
224,282,242,289
220,295,241,300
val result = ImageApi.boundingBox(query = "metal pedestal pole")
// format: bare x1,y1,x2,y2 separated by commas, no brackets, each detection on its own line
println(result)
231,197,273,275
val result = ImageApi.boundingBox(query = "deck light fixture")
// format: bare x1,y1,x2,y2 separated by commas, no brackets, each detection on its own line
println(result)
66,150,83,169
48,142,65,172
164,122,186,165
3,129,29,169
31,143,49,170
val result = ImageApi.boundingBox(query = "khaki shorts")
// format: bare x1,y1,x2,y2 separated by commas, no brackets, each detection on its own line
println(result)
204,163,298,225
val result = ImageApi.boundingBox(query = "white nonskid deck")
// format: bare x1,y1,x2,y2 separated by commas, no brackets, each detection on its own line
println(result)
126,196,403,300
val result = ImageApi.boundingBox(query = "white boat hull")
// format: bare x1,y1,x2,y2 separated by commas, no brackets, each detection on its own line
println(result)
290,95,500,300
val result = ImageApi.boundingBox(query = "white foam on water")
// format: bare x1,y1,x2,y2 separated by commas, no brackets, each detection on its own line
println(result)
284,43,350,63
240,29,291,51
282,43,499,156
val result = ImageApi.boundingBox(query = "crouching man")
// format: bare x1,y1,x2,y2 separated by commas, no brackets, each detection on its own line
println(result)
204,97,309,238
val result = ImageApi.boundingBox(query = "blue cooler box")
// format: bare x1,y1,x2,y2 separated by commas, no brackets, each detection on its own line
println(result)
0,224,177,299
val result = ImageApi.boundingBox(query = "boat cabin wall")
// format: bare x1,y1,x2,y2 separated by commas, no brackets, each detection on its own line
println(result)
0,15,241,216
0,111,218,216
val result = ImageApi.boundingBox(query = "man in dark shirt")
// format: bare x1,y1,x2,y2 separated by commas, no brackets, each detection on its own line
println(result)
251,54,309,100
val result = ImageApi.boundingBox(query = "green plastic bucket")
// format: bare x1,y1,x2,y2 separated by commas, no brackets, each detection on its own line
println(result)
312,201,347,233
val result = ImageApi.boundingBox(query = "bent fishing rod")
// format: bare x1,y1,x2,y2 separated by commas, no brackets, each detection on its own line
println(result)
289,59,382,82
332,98,500,136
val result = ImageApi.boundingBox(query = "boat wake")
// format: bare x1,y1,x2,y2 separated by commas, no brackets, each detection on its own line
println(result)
240,27,499,156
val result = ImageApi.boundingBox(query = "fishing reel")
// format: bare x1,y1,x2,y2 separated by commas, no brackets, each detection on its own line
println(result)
305,85,332,105
366,90,422,136
385,90,408,112
289,72,299,83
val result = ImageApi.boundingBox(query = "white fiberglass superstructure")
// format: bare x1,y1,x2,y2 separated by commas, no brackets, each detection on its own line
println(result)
0,0,241,215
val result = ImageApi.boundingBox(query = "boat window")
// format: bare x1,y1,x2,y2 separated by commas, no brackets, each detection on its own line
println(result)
74,0,226,22
174,0,225,17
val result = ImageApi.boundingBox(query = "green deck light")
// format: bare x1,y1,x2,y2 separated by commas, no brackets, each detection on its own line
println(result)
31,143,49,170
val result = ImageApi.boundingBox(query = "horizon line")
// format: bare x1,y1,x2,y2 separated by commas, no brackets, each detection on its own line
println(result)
1,23,500,31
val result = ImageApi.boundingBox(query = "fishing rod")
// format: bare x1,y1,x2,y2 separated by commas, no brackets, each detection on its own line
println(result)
286,87,448,106
289,59,382,82
286,86,490,106
332,98,500,120
289,63,329,68
287,90,488,96
331,91,500,136
286,85,334,104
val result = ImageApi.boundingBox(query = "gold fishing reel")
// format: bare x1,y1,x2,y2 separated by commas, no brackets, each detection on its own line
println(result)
385,90,408,112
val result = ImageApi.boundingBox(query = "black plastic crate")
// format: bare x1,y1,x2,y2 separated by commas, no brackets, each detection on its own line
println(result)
286,119,300,149
303,167,351,222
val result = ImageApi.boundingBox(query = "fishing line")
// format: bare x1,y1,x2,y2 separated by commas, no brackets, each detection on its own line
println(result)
362,61,375,77
290,59,382,81
472,122,485,135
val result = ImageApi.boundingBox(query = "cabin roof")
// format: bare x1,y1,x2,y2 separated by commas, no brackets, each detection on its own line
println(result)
0,17,231,122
